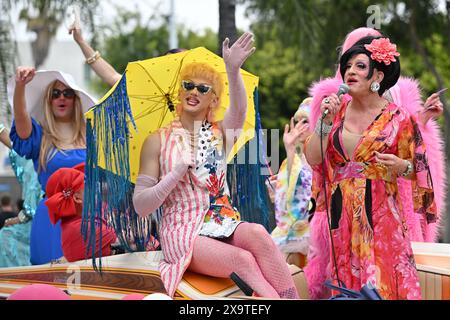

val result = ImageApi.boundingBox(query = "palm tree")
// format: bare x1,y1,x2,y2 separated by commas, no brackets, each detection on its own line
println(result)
218,0,237,56
0,0,17,124
18,0,98,69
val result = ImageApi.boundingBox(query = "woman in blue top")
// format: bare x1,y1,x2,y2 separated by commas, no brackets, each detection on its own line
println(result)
9,66,95,265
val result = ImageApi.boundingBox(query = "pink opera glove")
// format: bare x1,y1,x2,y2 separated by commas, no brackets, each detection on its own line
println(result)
133,163,190,217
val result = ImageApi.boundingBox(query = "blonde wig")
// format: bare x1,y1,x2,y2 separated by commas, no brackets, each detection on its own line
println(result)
177,62,224,122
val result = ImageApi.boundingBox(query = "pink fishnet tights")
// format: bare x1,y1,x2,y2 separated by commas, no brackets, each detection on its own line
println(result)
188,222,299,299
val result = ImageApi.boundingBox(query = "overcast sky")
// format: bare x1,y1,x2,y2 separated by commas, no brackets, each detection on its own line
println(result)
11,0,252,41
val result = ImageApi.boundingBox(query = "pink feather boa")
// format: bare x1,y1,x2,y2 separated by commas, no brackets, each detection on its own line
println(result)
393,77,446,242
303,210,331,299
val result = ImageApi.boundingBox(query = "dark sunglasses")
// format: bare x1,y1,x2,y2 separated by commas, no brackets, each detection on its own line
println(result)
51,88,76,99
181,80,214,95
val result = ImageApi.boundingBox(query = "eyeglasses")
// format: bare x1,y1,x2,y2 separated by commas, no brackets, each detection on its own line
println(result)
51,88,76,99
181,80,214,95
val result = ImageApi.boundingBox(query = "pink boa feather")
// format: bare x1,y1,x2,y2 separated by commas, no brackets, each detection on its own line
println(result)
303,211,331,299
394,77,446,242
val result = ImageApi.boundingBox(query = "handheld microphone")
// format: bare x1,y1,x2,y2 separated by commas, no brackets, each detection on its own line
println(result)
321,83,350,120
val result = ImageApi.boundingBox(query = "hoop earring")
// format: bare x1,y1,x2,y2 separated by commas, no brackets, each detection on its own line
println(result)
370,81,380,93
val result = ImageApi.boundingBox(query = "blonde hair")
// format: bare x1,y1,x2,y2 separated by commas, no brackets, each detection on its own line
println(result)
39,80,86,172
293,97,313,155
178,62,224,121
294,97,312,121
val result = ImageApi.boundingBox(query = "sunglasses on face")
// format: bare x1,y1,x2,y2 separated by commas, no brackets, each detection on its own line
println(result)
51,88,76,99
181,80,214,95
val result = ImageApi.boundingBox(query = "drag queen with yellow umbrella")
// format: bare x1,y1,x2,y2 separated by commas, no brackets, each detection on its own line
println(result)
130,33,298,299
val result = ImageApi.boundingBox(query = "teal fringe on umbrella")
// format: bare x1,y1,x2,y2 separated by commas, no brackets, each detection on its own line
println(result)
227,88,272,231
82,75,153,270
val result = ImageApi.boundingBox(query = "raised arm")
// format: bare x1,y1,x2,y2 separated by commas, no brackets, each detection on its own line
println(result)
13,66,35,139
304,94,340,166
221,32,256,132
69,26,121,87
417,91,444,126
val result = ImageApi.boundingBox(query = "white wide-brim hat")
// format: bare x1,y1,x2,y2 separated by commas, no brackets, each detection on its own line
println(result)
7,70,97,123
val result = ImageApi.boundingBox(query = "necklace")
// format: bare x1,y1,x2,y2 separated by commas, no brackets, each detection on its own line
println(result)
188,131,199,149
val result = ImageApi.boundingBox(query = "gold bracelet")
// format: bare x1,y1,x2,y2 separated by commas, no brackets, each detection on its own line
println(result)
86,50,101,64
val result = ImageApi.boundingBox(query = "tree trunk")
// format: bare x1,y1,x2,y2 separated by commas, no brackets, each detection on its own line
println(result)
26,17,58,69
0,19,16,123
218,0,237,56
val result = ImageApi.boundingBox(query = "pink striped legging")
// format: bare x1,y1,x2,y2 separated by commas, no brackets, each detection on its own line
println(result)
188,222,299,299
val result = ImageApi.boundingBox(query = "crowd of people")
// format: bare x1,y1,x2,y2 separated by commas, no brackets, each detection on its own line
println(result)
0,24,446,300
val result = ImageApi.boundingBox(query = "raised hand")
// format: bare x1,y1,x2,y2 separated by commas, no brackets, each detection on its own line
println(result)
418,90,445,125
283,117,308,151
15,66,36,86
69,24,84,44
320,94,340,125
222,32,256,72
173,130,195,177
67,5,82,43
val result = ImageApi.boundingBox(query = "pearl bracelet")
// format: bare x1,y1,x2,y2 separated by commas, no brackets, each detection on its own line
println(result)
86,51,101,65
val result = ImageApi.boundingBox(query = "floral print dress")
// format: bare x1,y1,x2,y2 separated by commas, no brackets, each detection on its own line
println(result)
271,153,312,254
306,99,436,300
195,121,242,238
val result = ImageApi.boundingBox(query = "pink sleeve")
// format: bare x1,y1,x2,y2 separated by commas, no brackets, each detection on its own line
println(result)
132,165,188,217
394,77,446,242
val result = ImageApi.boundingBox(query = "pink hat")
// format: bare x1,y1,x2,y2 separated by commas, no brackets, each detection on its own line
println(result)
335,27,382,79
7,284,71,300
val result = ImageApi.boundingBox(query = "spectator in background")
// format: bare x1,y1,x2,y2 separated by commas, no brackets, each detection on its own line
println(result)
0,194,18,230
8,66,95,264
45,164,117,262
0,123,42,267
266,97,314,264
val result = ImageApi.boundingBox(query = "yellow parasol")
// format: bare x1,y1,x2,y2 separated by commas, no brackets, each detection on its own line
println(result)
85,47,259,184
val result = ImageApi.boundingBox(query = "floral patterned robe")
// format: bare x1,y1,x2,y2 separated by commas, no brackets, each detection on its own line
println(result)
306,98,436,300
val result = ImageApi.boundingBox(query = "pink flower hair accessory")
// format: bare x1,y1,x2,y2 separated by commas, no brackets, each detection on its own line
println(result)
364,38,400,65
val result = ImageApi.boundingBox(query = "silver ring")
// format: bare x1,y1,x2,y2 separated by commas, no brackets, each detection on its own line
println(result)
324,98,330,104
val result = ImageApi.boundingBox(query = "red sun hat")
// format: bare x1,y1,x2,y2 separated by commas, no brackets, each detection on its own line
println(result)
45,164,85,224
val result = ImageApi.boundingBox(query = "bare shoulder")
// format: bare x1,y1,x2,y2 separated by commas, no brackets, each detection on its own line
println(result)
141,132,161,157
138,132,161,177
